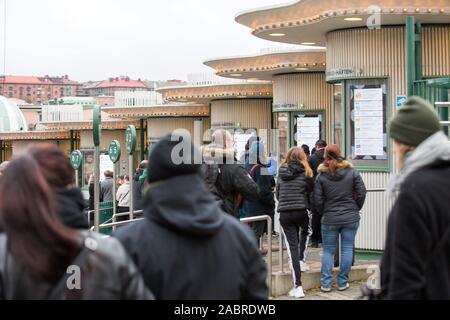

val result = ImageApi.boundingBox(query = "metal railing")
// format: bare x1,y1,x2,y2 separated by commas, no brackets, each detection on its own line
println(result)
240,215,272,296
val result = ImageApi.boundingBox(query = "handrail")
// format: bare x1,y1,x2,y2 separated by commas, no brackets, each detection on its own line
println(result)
98,218,144,229
240,215,272,296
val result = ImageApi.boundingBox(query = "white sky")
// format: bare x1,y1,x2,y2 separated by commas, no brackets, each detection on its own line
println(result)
0,0,296,82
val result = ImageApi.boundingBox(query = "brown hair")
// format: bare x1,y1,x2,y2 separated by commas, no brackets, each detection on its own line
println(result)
283,147,313,178
323,144,345,175
0,144,80,283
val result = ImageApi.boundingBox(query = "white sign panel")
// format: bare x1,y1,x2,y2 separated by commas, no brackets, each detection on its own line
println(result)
234,132,255,161
99,154,114,181
354,88,384,156
296,116,320,151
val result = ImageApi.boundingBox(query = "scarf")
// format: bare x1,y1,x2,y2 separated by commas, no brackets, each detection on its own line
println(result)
387,131,450,198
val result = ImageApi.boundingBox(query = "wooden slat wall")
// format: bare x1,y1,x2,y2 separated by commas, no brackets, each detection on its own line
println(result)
147,117,210,141
423,25,450,77
210,99,273,149
273,73,333,142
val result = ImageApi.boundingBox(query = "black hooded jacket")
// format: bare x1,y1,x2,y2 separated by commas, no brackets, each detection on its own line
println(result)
113,174,268,300
276,162,314,212
55,188,88,229
313,161,367,225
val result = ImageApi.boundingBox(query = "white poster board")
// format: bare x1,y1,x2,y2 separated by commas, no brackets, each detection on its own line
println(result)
296,116,320,151
99,154,114,181
234,131,255,161
354,88,384,156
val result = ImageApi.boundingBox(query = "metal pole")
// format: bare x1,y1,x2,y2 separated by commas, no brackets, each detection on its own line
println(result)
279,231,284,273
94,146,100,232
406,16,416,97
129,154,134,220
267,215,272,297
140,119,145,161
75,169,78,188
112,162,117,222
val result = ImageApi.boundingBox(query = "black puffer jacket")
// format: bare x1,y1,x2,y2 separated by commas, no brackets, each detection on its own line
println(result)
0,231,153,300
201,145,259,218
114,174,268,300
309,149,325,178
313,161,366,225
242,164,275,217
276,161,314,212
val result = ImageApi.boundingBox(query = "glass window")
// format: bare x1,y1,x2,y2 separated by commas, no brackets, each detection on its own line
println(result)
346,79,389,169
292,112,324,153
273,112,289,163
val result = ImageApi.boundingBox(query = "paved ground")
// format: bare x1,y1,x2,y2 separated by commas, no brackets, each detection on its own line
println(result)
274,281,366,300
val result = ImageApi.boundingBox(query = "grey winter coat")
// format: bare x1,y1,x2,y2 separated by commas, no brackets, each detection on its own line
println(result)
313,160,367,225
276,162,314,212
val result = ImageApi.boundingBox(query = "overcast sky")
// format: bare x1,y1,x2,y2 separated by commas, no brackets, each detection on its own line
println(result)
0,0,297,82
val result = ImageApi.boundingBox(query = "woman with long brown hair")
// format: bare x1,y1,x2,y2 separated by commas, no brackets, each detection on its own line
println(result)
314,144,366,293
0,144,152,300
276,146,314,298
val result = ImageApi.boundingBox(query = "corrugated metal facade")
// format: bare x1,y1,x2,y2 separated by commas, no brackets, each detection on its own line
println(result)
423,25,450,77
210,99,273,146
147,117,211,142
327,27,406,250
273,73,333,141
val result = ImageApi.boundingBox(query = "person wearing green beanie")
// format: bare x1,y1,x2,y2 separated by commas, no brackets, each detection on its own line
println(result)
380,96,450,299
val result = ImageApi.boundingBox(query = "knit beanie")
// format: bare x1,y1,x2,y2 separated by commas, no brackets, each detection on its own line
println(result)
389,96,441,146
146,133,201,183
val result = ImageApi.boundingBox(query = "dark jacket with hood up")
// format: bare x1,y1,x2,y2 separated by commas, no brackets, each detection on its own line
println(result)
276,161,314,212
242,163,275,217
381,160,450,300
313,160,367,225
309,148,325,178
133,169,145,211
201,144,259,218
113,174,268,300
0,188,153,300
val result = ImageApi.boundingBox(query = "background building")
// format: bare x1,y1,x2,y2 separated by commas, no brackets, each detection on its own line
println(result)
82,76,150,97
0,75,81,104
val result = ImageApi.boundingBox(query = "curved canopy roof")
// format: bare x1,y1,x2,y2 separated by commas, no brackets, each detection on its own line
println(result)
157,83,272,103
204,48,326,80
236,0,450,46
0,95,28,132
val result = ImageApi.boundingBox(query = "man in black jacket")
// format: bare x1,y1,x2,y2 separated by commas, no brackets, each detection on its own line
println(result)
132,160,148,211
202,129,259,219
114,133,268,300
308,139,327,247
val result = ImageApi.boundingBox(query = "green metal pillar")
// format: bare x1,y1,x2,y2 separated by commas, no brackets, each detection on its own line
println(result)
287,112,292,148
0,141,3,163
406,16,416,97
140,118,145,161
70,130,74,153
439,89,449,135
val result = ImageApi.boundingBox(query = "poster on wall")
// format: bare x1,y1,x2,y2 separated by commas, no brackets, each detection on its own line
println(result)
233,130,256,161
99,154,114,181
353,88,384,156
296,116,320,152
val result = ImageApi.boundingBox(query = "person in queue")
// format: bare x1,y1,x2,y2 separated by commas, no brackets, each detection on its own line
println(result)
202,129,259,218
0,144,153,300
276,147,314,298
381,97,450,299
114,132,268,300
308,139,327,248
314,145,366,292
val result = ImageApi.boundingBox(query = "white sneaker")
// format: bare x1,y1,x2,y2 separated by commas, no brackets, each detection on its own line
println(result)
338,283,350,291
288,287,296,297
292,286,305,298
300,261,310,272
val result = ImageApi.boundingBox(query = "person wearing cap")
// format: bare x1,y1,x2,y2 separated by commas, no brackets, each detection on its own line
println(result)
381,96,450,299
113,132,268,300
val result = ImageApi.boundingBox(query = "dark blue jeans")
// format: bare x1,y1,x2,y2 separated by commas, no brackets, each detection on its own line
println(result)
321,222,359,288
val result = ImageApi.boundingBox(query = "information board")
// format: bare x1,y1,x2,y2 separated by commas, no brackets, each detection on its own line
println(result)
295,115,321,151
354,88,384,156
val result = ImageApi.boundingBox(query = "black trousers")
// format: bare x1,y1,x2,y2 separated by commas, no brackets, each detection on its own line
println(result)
117,206,130,222
279,209,310,287
311,209,322,245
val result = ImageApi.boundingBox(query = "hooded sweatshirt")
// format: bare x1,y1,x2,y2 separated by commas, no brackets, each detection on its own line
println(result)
276,161,314,212
113,173,268,300
313,160,367,225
